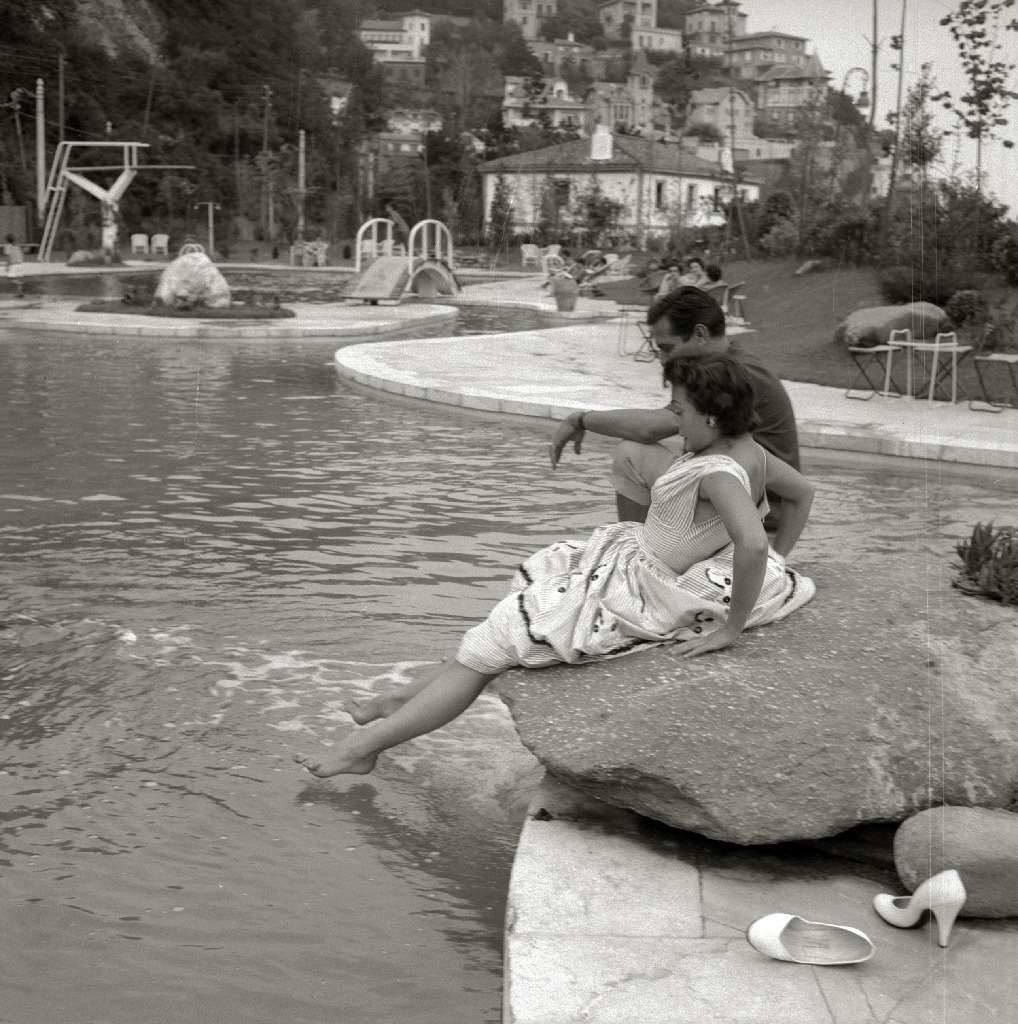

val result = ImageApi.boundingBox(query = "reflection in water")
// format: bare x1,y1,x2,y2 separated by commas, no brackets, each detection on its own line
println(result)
1,324,1016,1023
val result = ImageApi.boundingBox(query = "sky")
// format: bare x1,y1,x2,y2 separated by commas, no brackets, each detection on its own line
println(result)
742,0,1018,214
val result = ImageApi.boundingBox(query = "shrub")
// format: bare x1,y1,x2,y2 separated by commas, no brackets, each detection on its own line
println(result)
877,264,978,306
991,228,1018,286
944,288,988,336
955,522,1018,605
758,218,799,257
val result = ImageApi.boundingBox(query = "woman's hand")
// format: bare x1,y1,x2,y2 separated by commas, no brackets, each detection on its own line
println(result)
676,623,741,659
549,414,585,469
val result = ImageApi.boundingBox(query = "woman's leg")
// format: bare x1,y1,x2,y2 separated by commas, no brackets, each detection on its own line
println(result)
343,660,446,724
295,659,497,777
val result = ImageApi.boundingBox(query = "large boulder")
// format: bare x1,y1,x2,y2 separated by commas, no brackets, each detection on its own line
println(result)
496,560,1018,845
833,301,952,348
155,250,231,308
894,807,1018,918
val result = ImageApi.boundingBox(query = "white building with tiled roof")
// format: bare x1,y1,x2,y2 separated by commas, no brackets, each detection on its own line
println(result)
502,77,588,131
478,127,760,240
754,54,830,129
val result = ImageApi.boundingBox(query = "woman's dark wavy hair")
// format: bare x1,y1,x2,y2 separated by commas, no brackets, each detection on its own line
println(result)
646,286,725,339
663,353,760,437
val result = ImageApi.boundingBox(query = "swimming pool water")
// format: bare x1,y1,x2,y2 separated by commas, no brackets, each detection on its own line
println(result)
1,316,1016,1022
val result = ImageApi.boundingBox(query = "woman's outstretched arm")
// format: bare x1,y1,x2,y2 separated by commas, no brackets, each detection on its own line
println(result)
677,472,768,659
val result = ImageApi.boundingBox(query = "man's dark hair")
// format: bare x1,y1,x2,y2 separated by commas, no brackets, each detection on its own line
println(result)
646,286,725,339
705,263,723,282
664,353,759,436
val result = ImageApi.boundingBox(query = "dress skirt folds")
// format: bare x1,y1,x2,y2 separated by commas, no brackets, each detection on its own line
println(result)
455,452,816,675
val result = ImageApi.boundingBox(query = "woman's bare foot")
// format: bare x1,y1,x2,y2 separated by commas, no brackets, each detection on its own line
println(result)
343,692,407,725
294,742,379,778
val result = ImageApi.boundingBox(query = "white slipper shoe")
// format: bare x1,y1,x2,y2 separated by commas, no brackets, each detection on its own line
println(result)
747,913,875,965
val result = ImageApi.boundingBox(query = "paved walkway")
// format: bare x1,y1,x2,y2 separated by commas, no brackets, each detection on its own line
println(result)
507,779,1018,1024
335,274,1018,470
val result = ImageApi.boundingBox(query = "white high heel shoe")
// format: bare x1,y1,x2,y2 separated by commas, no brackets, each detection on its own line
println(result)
746,913,875,965
873,869,967,948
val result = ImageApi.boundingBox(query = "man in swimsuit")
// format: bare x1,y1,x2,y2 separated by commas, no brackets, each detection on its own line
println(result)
549,286,799,525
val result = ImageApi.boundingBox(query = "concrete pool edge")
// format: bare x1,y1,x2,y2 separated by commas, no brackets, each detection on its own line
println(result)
504,778,1018,1023
0,299,459,341
333,327,1018,471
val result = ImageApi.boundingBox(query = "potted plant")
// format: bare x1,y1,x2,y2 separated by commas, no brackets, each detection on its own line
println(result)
549,271,579,312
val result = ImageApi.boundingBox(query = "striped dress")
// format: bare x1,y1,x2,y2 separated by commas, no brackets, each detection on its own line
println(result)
456,451,815,675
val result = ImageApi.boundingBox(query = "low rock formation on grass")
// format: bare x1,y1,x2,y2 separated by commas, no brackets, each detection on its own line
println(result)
894,806,1018,917
833,301,952,348
155,249,231,309
496,560,1018,845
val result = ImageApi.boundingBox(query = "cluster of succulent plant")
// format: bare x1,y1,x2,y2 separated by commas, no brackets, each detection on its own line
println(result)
955,522,1018,605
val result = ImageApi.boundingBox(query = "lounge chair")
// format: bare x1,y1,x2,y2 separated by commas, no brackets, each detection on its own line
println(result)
130,233,150,256
520,244,542,269
151,233,170,257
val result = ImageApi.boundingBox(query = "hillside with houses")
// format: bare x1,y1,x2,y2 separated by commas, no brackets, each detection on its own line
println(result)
0,0,894,254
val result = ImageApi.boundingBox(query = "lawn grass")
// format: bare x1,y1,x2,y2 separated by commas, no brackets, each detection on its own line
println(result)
711,257,1017,400
722,258,884,388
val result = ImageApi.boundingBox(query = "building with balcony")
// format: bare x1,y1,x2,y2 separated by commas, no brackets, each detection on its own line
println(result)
504,0,558,41
682,1,747,58
727,31,809,78
599,0,659,40
502,76,587,131
754,54,830,130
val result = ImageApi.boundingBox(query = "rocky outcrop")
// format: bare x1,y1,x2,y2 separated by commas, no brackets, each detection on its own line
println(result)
496,561,1018,845
833,301,952,348
155,250,231,309
894,807,1018,918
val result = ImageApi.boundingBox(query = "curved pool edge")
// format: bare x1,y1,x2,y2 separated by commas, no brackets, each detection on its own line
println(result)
334,327,1018,471
0,299,459,341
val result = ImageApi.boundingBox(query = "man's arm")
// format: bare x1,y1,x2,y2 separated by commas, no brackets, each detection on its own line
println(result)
549,407,682,468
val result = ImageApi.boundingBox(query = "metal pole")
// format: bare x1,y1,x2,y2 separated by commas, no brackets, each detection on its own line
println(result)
58,53,65,141
35,78,45,223
194,201,219,254
297,128,306,242
870,0,879,128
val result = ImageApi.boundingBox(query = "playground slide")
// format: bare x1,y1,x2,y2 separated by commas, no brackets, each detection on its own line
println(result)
349,256,410,302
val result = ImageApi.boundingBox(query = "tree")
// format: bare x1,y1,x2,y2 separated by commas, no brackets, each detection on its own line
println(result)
486,173,515,249
572,176,624,242
939,0,1018,189
894,63,945,183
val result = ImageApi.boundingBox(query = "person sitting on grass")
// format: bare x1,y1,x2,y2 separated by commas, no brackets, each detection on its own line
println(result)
295,352,816,778
549,287,799,527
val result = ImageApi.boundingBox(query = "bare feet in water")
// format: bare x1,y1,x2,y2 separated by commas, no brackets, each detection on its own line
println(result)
343,692,406,725
294,742,379,777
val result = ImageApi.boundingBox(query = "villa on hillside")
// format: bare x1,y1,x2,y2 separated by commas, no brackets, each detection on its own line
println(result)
503,0,559,40
478,127,761,241
357,11,431,86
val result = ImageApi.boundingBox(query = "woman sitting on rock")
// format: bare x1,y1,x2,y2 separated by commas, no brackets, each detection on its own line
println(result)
296,353,817,778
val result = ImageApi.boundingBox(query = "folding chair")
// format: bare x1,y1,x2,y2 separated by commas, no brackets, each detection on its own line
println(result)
846,327,906,400
615,304,656,361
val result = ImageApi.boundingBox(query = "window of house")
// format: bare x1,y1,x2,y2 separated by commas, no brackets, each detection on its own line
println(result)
655,181,665,209
712,187,721,210
553,179,570,207
686,183,696,207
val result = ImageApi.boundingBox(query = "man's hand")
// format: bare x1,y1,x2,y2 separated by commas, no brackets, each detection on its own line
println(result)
549,413,586,469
